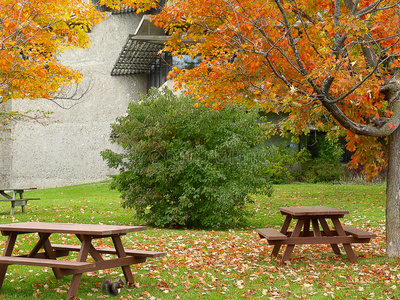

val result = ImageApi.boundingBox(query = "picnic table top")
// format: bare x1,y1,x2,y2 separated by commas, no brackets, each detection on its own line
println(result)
0,222,147,236
278,206,350,217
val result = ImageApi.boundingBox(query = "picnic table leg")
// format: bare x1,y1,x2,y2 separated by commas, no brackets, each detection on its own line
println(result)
0,232,18,288
9,191,20,215
112,235,135,285
331,218,357,263
33,233,64,279
67,238,91,299
272,215,292,257
302,219,311,237
27,233,51,257
281,219,305,263
0,191,11,199
311,219,321,237
10,202,15,216
76,235,104,261
318,218,341,255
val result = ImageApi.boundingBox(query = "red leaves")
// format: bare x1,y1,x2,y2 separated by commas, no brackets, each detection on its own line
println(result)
384,110,393,118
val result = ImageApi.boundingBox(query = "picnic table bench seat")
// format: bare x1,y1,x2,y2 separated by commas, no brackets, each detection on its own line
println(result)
0,197,41,215
0,256,94,269
50,244,167,258
0,198,40,201
256,228,287,241
342,226,376,239
0,198,40,204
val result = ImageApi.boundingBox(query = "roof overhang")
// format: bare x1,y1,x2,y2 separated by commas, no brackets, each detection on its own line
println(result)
111,14,196,76
111,5,136,14
111,35,169,76
92,0,136,14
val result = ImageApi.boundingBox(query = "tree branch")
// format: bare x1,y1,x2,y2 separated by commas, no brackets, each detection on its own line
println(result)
321,93,400,137
47,78,94,109
361,34,379,68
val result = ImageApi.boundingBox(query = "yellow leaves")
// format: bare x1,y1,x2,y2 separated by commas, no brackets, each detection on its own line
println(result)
324,22,334,33
211,102,222,111
98,0,157,13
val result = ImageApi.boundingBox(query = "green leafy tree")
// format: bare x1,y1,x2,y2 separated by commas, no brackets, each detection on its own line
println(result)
102,89,272,229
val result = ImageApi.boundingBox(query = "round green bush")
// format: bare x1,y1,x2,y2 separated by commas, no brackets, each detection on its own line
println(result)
101,88,273,229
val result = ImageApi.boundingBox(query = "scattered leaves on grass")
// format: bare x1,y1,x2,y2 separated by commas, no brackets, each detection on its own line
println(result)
0,183,397,299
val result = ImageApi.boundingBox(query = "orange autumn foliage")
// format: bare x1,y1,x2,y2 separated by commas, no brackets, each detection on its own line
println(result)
151,0,400,179
0,0,104,125
97,0,157,13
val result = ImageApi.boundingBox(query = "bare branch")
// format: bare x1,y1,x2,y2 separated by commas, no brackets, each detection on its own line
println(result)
355,0,385,16
47,78,94,109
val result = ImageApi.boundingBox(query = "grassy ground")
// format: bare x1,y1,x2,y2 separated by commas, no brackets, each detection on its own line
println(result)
0,181,397,299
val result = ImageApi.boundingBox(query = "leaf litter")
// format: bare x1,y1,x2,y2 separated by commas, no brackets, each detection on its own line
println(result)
0,183,397,299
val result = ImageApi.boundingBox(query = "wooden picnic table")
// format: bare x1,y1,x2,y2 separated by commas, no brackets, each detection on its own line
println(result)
0,222,167,299
257,206,376,263
0,188,40,215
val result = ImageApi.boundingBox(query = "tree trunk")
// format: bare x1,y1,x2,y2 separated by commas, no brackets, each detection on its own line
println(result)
386,127,400,257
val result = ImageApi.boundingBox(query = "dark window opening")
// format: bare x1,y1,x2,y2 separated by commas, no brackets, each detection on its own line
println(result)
148,53,172,89
148,53,202,89
301,131,352,163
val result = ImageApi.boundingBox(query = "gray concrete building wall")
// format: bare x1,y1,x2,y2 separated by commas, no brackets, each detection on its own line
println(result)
0,101,12,187
0,137,11,187
6,13,147,188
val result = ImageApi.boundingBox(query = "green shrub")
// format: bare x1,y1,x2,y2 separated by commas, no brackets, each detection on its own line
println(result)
317,137,345,163
297,159,348,183
268,138,348,183
267,146,310,183
101,88,272,229
295,138,348,183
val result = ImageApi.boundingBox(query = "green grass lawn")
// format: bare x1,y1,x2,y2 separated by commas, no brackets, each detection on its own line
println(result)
0,182,397,299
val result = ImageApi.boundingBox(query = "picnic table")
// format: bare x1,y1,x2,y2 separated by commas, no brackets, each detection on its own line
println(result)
0,188,40,215
257,206,376,263
0,222,167,299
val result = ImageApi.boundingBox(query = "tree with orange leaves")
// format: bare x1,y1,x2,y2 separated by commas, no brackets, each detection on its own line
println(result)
97,0,158,12
149,0,400,257
0,0,104,129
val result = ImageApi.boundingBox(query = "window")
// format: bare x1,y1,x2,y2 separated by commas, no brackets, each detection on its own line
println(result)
148,53,201,89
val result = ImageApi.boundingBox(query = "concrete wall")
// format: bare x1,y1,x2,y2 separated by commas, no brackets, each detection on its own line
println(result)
0,102,12,187
0,136,11,188
6,13,147,188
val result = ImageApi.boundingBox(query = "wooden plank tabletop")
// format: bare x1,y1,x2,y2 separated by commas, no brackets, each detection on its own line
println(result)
278,206,349,217
0,222,147,236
